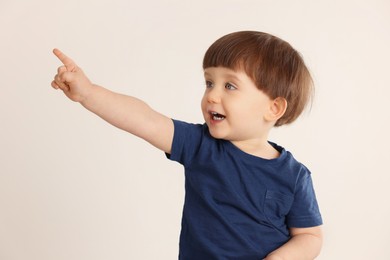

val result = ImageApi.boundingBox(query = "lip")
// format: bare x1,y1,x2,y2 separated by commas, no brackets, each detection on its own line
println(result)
207,109,225,115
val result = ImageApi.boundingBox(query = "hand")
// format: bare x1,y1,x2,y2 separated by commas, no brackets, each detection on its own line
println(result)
51,49,94,103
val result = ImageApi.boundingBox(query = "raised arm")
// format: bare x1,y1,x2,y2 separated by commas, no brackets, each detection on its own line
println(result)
51,49,174,153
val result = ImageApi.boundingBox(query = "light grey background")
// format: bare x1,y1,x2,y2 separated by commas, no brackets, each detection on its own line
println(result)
1,0,389,259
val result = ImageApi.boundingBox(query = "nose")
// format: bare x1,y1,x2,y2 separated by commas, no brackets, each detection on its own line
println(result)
205,87,222,103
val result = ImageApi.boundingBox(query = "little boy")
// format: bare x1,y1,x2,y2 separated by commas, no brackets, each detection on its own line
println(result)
51,31,323,260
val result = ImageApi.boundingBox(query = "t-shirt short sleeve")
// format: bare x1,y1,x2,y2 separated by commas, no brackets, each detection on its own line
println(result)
286,167,323,228
166,119,203,166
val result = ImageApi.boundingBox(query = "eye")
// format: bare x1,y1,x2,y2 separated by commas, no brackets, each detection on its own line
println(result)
205,80,213,88
225,82,237,90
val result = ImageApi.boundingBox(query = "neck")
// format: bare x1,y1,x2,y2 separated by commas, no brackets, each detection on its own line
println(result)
231,138,280,160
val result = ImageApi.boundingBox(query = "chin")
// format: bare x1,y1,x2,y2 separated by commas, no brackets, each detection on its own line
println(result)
207,128,227,140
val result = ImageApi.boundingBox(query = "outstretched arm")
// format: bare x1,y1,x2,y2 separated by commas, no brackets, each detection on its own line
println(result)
51,49,174,153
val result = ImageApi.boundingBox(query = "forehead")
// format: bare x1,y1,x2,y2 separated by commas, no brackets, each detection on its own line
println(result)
204,67,249,82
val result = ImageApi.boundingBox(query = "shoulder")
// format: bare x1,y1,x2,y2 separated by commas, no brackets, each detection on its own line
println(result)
171,119,211,146
168,120,218,165
266,142,314,190
277,143,311,178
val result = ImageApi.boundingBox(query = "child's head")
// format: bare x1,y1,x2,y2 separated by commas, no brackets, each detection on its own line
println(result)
203,31,313,127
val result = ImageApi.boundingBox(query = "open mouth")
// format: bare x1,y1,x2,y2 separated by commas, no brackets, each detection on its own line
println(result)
210,111,226,121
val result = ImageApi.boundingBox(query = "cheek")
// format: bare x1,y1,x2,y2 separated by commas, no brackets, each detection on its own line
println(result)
200,95,207,109
200,96,209,117
233,101,265,121
230,98,255,114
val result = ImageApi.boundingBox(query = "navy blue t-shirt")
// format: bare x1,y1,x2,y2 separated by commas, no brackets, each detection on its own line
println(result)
167,120,322,259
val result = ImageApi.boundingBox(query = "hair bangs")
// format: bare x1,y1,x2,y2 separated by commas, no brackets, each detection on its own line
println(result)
203,40,248,72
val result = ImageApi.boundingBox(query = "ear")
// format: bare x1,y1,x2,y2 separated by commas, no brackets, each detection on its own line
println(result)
265,97,287,123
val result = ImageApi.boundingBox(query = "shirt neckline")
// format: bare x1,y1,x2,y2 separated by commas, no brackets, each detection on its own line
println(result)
224,140,287,165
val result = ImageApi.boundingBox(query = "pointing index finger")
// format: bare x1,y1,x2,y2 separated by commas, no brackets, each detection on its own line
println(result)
53,48,77,72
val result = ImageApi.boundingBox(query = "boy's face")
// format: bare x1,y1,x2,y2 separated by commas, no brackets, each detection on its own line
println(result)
201,67,274,143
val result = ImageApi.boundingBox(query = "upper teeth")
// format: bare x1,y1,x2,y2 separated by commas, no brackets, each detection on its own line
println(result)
211,111,225,120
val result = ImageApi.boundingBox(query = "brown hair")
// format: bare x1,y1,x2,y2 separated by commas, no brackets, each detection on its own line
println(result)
203,31,314,127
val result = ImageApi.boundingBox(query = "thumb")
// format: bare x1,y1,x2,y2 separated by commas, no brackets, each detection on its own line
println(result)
58,70,76,85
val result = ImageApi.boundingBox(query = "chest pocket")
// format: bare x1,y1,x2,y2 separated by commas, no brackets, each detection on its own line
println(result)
263,190,294,236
